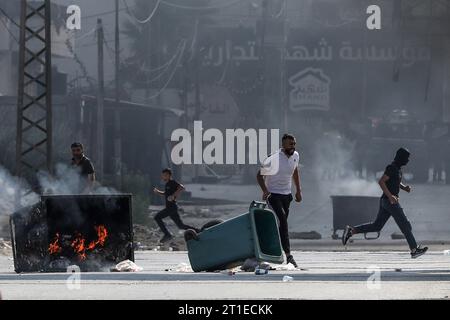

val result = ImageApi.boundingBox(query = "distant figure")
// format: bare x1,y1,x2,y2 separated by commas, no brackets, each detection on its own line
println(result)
71,142,95,194
342,148,428,259
257,133,303,268
153,168,198,243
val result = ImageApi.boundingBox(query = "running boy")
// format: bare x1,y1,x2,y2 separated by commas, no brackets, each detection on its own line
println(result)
153,168,198,243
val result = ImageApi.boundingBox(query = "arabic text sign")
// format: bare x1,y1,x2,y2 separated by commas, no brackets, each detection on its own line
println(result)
289,68,330,112
202,38,430,68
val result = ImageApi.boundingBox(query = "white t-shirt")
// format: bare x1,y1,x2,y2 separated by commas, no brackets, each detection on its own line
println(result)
260,149,299,195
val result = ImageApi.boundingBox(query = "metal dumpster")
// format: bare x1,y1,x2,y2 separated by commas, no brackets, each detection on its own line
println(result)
185,201,284,272
331,195,380,240
10,194,134,273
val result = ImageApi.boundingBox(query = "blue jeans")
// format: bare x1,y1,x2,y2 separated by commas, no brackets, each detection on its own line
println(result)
354,197,418,250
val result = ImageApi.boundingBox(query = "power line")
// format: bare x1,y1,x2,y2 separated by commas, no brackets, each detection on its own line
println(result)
73,27,97,40
0,15,19,44
139,39,185,73
123,0,161,24
160,0,244,10
143,38,187,100
65,38,96,90
81,5,132,20
138,40,185,83
0,7,20,28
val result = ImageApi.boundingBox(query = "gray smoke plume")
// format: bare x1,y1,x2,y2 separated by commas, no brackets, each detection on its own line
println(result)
38,163,120,195
313,131,380,197
1,162,121,217
0,166,39,216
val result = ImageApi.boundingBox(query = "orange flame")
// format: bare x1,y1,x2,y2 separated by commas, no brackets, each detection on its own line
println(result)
48,233,62,254
48,225,108,261
87,225,108,250
71,232,87,261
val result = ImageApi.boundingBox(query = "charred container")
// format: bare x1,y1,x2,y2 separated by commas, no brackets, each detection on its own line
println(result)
10,194,134,273
331,195,380,240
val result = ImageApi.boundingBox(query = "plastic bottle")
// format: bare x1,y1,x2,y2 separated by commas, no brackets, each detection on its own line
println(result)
255,268,268,275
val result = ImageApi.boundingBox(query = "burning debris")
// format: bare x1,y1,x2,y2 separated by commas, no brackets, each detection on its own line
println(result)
10,194,134,272
47,225,108,261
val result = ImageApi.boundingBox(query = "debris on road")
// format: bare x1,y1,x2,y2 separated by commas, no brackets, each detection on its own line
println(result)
221,269,237,276
282,275,293,282
241,258,259,272
110,260,143,272
165,262,192,273
133,224,186,251
273,263,297,271
255,268,268,275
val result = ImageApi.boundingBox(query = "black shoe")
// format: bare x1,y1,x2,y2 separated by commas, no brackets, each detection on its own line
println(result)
342,225,353,246
286,255,298,268
159,234,173,243
411,246,428,259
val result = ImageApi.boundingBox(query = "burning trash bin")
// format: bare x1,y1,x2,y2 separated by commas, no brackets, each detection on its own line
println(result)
184,201,284,272
10,194,134,273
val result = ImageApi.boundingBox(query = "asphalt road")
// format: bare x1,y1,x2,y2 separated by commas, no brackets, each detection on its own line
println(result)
1,250,449,300
185,181,450,241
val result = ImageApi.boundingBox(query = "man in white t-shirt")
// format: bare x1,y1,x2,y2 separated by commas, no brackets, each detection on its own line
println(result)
256,133,303,268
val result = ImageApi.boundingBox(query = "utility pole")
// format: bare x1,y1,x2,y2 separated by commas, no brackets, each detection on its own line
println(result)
193,20,201,181
114,0,122,189
280,0,288,133
96,18,105,181
16,0,53,198
260,0,268,119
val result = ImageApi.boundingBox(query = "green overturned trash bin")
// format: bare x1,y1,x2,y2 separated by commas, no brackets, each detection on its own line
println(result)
185,201,284,272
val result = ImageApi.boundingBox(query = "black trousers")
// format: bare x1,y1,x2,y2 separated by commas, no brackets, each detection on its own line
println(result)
154,205,196,236
268,193,293,254
354,197,418,250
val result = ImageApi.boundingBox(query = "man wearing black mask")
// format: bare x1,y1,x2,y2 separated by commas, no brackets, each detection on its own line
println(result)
342,148,428,259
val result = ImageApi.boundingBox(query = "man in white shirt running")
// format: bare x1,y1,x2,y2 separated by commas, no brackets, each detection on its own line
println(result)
257,133,303,268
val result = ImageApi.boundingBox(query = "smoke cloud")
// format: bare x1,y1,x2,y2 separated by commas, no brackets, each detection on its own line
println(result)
313,131,380,197
0,163,121,217
0,166,39,216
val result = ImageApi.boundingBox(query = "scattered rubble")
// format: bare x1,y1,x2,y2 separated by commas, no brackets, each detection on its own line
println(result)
133,224,187,251
165,262,192,272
